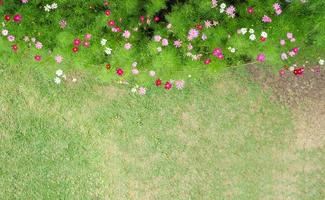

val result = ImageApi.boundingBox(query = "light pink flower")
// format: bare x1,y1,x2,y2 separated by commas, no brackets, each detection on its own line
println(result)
138,87,146,95
188,43,193,50
174,39,182,48
59,20,67,29
175,80,185,90
85,33,92,40
131,68,139,75
287,32,293,39
55,55,63,63
154,35,161,42
21,0,28,3
211,0,218,8
280,39,286,46
262,15,272,23
288,51,295,57
188,29,199,40
281,53,288,60
124,43,132,50
162,38,168,46
149,70,156,77
35,41,43,49
7,35,15,42
122,30,131,39
290,38,296,42
226,5,236,18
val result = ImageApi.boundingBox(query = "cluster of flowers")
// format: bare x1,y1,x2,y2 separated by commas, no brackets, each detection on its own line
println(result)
23,36,43,49
280,33,299,61
273,3,282,15
238,28,268,42
44,3,58,12
211,1,236,18
71,34,92,53
279,59,323,77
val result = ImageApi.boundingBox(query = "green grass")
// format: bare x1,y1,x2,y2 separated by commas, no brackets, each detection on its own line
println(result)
1,60,324,199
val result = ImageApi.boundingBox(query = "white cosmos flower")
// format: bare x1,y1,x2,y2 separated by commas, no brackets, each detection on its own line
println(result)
55,69,63,77
104,47,112,55
230,48,236,53
100,38,107,46
1,29,8,36
220,8,225,13
54,77,61,84
51,3,58,9
240,28,247,35
220,3,226,9
44,5,51,12
261,31,268,38
249,29,254,34
319,59,324,65
249,34,256,41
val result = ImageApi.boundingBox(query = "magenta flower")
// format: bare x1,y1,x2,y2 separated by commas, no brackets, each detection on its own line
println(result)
256,53,265,62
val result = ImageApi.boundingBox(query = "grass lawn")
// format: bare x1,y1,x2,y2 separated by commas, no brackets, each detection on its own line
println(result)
1,60,323,199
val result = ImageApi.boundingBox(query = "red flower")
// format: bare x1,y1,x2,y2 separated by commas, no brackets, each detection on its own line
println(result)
105,10,111,16
108,20,115,26
154,16,160,22
116,68,124,76
293,67,304,76
115,26,121,32
72,47,79,53
164,81,172,90
155,79,162,86
34,55,41,61
13,14,22,23
73,38,81,46
247,7,254,14
12,44,18,52
196,24,203,30
4,15,10,21
260,36,266,42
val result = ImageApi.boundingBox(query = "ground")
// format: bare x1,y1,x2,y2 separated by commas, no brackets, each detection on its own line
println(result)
0,62,324,199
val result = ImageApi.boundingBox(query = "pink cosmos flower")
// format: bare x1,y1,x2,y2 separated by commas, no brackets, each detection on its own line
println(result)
122,30,131,39
256,53,265,62
226,5,236,18
7,35,15,42
211,0,218,8
280,39,286,46
21,0,28,3
35,41,43,49
124,43,132,50
262,15,272,23
83,41,90,48
73,39,81,46
273,3,282,15
175,80,185,90
287,32,293,39
138,87,146,95
55,55,63,63
85,34,92,40
288,51,295,57
188,43,193,50
59,20,67,29
279,69,285,76
131,68,139,75
204,20,212,28
174,39,182,48
213,48,222,57
162,39,168,46
188,29,199,40
154,35,162,42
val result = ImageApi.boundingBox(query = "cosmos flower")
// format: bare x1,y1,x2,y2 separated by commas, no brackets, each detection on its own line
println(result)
138,87,146,95
226,5,236,18
124,43,132,50
154,35,162,42
256,53,265,62
262,15,272,23
123,30,131,39
56,69,63,77
319,59,324,65
59,20,67,29
104,47,112,55
162,39,168,46
211,0,218,8
149,70,156,77
188,29,199,40
101,38,107,46
55,55,63,63
21,0,29,3
249,34,256,41
204,20,212,28
175,80,185,90
54,77,61,84
174,39,182,48
35,41,43,49
7,35,15,42
1,29,8,36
